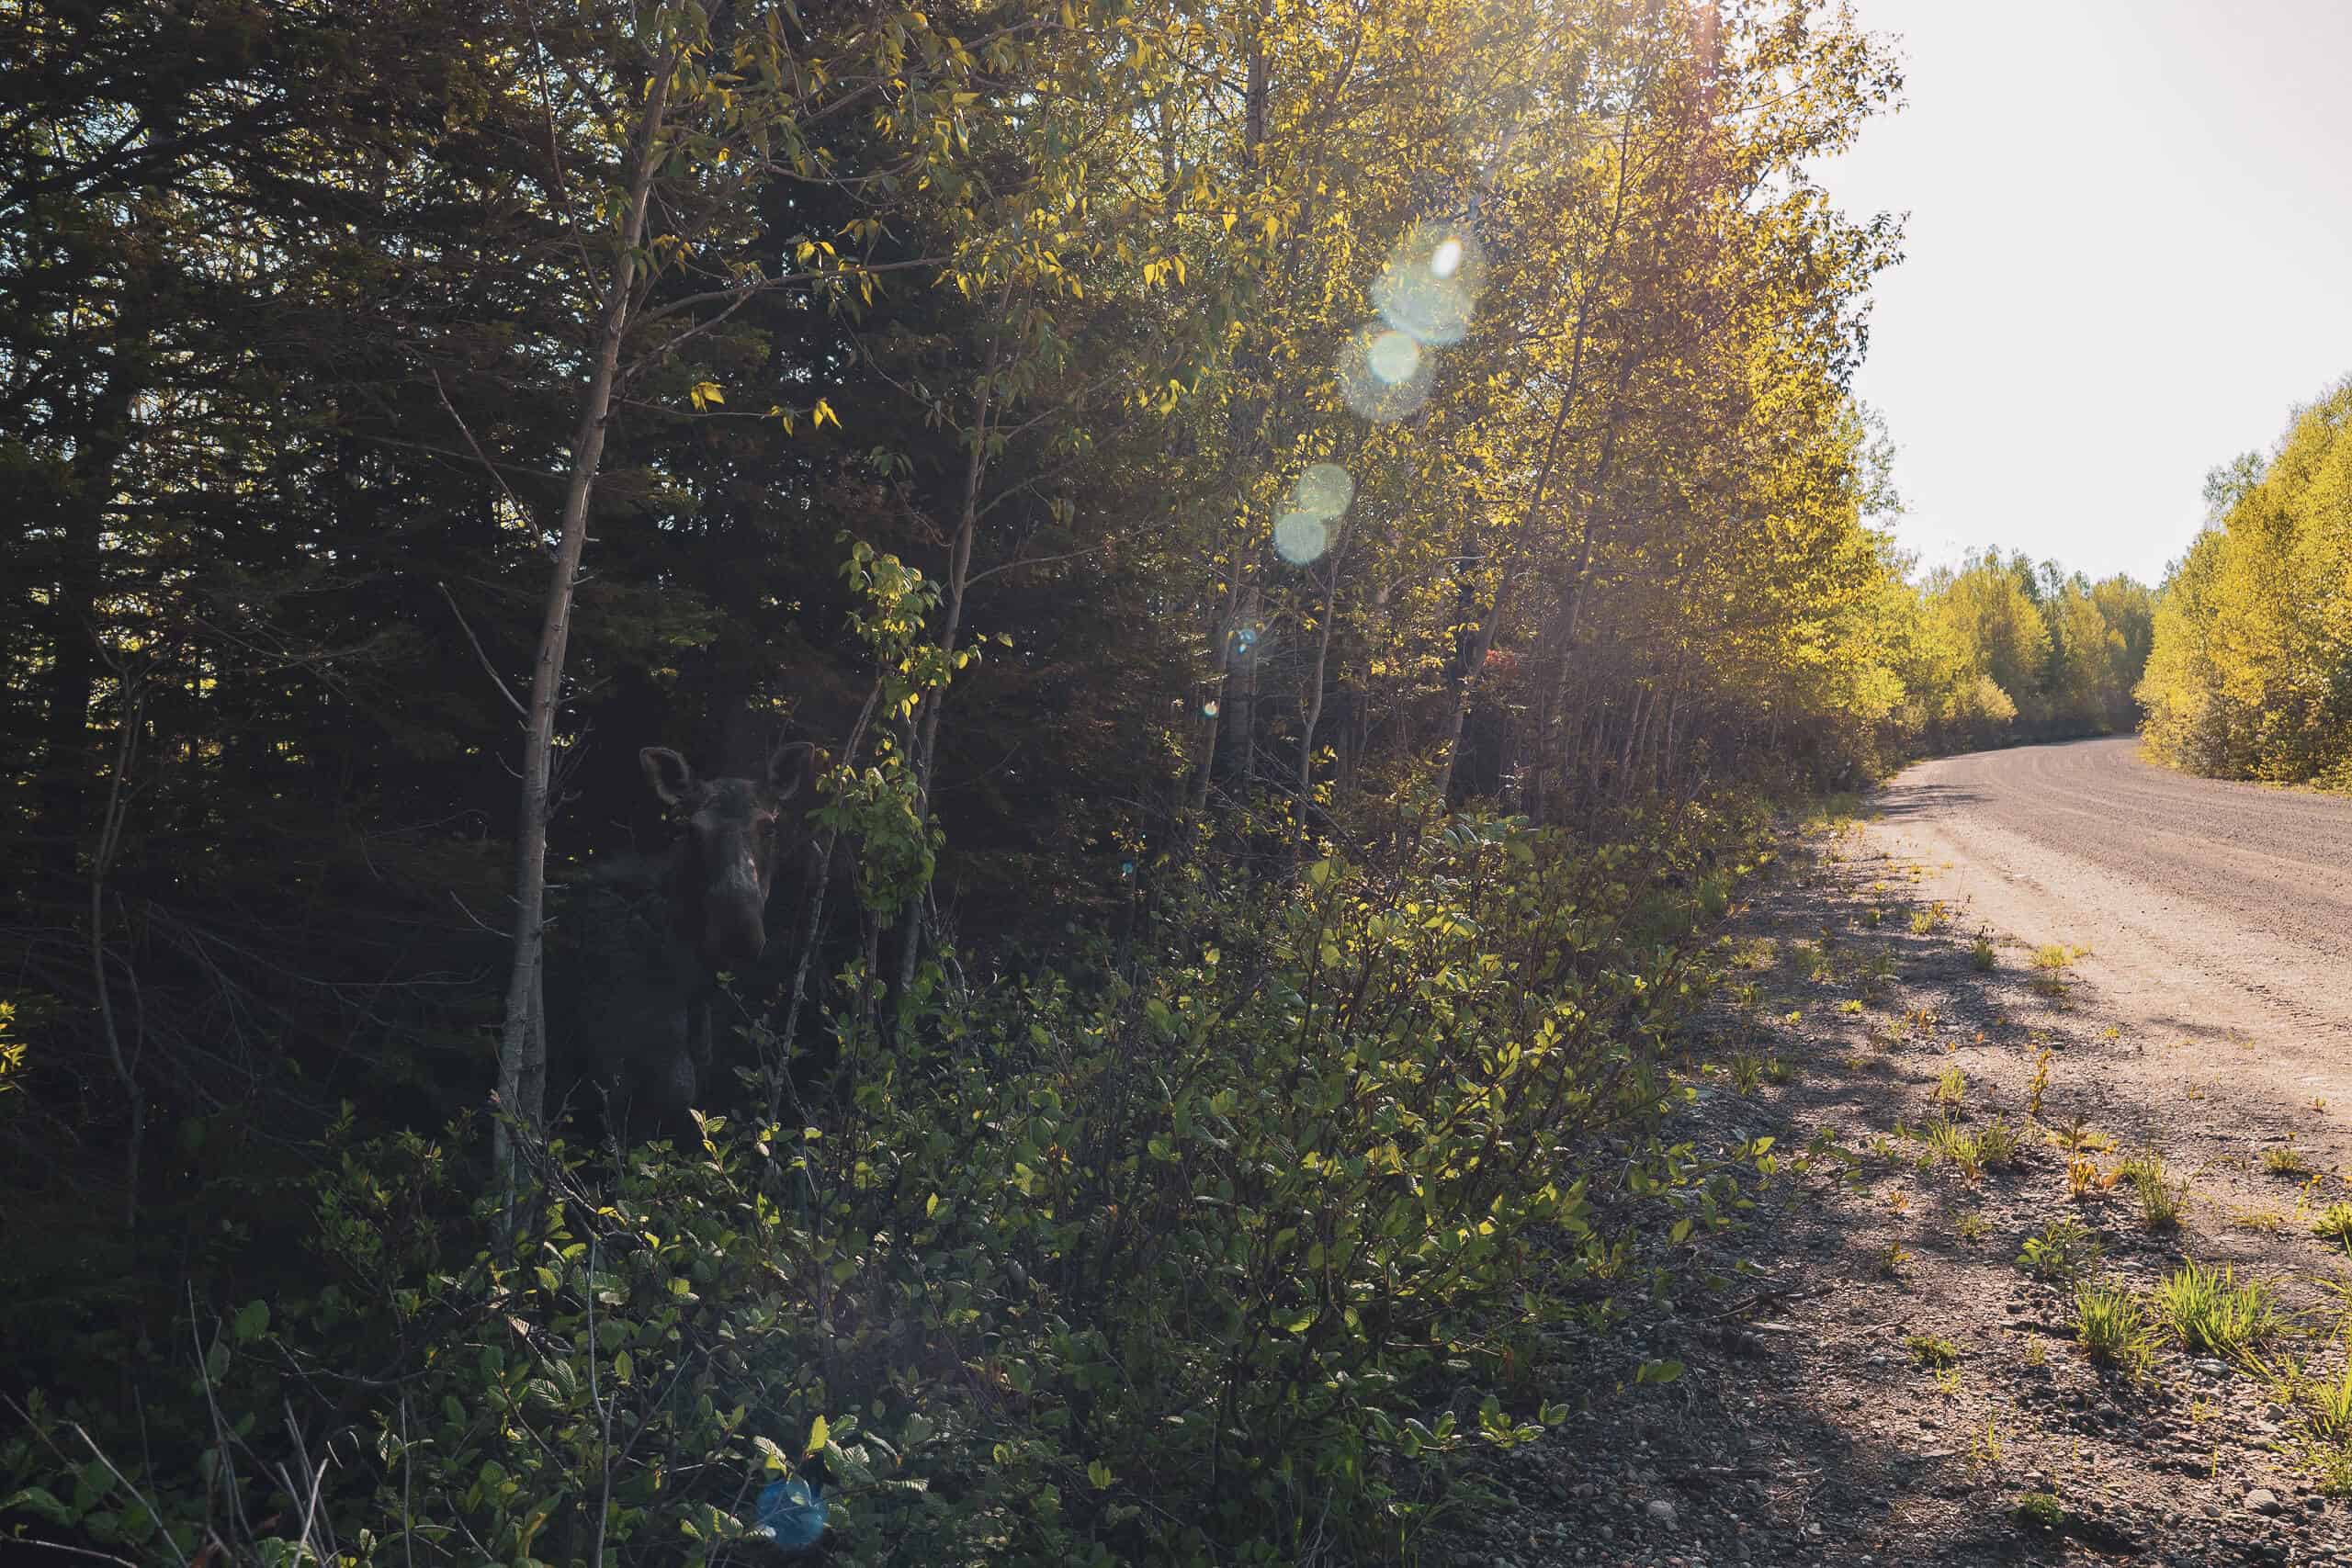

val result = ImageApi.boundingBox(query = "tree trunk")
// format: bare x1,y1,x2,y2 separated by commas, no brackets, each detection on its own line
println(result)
1193,17,1271,814
496,63,673,1195
894,351,998,1019
1193,553,1249,810
89,672,145,1226
1228,581,1262,795
1295,526,1349,800
32,367,142,892
1431,101,1640,805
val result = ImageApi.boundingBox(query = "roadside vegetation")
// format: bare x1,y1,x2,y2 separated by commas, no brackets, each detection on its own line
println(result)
5,807,1785,1563
0,2,1931,1562
0,0,2247,1560
2139,375,2352,787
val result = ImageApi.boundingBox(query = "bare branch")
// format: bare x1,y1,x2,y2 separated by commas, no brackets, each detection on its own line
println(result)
425,364,537,531
965,543,1105,588
435,581,529,720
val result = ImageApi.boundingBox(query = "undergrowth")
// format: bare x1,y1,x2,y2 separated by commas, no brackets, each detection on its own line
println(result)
1,800,1780,1565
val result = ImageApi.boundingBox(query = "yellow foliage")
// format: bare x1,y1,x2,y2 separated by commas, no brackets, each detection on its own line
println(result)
2140,378,2352,784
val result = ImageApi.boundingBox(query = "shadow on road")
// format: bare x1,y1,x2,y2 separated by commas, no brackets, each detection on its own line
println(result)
1518,809,2349,1566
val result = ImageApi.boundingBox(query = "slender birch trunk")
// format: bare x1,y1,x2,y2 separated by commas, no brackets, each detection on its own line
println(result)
1296,521,1352,798
894,347,998,1017
496,62,675,1195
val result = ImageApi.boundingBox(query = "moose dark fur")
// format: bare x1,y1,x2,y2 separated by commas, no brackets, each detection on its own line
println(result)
549,737,814,1142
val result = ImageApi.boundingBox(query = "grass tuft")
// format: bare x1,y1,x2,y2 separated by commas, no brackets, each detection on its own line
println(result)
2264,1141,2313,1178
2029,943,2086,999
1906,1333,1961,1369
2120,1149,2187,1231
2152,1259,2283,1357
2074,1280,2153,1375
1730,1050,1764,1095
2305,1360,2352,1441
1977,1116,2025,1169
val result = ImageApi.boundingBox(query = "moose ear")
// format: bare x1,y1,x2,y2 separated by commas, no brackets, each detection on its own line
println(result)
767,739,816,800
639,747,695,806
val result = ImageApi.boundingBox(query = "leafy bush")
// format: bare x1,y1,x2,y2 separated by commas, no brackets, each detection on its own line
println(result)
2022,1222,2117,1279
3,807,1775,1563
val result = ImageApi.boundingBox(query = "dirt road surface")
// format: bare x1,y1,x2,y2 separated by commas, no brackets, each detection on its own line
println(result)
1462,755,2352,1566
1866,733,2352,1134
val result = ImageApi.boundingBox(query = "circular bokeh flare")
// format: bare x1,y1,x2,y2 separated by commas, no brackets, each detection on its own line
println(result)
1373,220,1485,347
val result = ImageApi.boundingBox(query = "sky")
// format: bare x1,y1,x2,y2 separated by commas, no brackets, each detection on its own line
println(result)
1812,0,2352,587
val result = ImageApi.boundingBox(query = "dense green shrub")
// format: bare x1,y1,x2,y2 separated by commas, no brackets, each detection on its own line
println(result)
5,804,1776,1564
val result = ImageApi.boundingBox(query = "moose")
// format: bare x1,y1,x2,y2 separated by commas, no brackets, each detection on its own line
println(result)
550,736,815,1142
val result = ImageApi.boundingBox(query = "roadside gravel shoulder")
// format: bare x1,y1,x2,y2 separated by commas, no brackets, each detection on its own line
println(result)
1452,803,2352,1568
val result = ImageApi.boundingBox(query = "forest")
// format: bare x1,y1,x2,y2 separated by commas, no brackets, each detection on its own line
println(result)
3,0,2154,1562
2138,377,2352,788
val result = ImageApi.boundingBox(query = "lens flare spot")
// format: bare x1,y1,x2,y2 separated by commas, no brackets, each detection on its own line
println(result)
1338,322,1432,423
1373,221,1484,346
1367,330,1420,384
1201,699,1220,719
1289,463,1354,519
1273,512,1329,566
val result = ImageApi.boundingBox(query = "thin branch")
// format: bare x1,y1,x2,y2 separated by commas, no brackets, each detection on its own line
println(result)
634,255,947,328
964,543,1106,588
435,582,528,720
425,365,537,530
2,1540,143,1566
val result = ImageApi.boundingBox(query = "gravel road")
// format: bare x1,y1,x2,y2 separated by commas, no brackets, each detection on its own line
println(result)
1865,733,2352,1113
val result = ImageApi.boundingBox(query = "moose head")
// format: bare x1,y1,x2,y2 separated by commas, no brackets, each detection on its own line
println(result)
639,737,816,979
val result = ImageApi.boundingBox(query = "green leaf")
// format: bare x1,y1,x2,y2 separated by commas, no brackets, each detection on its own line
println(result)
1087,1459,1113,1490
232,1299,270,1343
805,1414,831,1456
1,1486,74,1525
